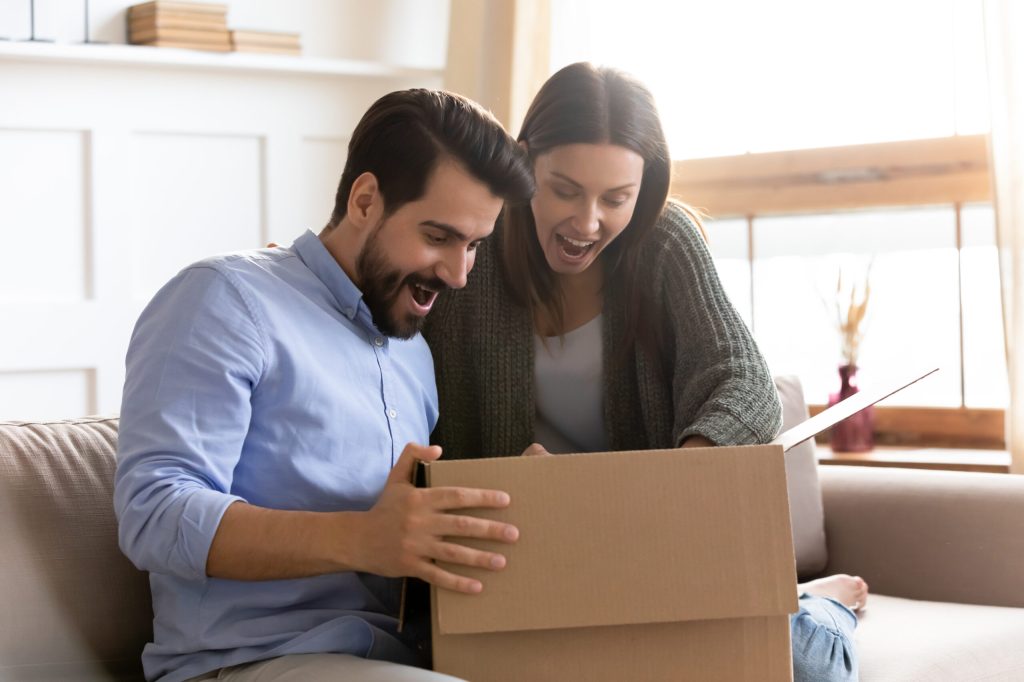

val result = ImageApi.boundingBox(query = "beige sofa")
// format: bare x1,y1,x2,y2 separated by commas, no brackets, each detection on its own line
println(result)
3,406,1024,681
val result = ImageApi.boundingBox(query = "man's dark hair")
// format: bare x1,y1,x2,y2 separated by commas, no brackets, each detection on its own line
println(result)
328,89,534,226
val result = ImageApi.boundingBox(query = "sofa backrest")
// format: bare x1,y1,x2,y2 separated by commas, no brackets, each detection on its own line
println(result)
0,417,151,682
775,375,829,578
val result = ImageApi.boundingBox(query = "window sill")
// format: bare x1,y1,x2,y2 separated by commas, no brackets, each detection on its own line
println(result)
807,404,1006,450
816,445,1010,473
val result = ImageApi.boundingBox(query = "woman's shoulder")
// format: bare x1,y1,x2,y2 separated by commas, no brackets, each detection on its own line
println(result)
640,200,711,268
449,218,503,289
650,200,707,244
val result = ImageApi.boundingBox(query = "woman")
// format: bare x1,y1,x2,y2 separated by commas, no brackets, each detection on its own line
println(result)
424,62,864,682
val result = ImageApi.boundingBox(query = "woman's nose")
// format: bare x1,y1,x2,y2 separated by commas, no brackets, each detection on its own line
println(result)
573,202,601,235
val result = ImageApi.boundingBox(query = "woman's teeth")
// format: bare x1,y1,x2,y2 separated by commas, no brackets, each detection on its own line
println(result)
556,233,596,258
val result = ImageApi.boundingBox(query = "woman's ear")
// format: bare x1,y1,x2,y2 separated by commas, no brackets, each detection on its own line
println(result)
346,171,381,231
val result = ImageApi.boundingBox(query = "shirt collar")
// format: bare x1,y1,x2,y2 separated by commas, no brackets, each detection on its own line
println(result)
292,230,363,321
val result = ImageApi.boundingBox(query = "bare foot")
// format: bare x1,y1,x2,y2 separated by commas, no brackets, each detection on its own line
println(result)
799,574,869,612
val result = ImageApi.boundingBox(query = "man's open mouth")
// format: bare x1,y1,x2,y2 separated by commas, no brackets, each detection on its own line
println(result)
409,282,439,309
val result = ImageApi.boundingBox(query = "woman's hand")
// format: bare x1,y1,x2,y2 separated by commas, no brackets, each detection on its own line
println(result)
681,435,715,448
520,442,552,457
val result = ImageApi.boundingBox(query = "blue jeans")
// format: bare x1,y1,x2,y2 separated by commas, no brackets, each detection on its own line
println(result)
791,594,859,682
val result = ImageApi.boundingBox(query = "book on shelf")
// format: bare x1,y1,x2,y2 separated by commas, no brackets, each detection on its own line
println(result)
127,1,228,18
231,43,302,56
229,30,301,47
130,14,228,32
130,27,231,45
134,39,232,52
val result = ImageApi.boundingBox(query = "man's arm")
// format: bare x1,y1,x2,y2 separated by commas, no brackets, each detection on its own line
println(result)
116,267,517,594
207,443,519,594
115,267,259,581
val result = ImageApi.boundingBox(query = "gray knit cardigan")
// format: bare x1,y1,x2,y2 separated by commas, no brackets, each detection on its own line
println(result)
423,201,782,459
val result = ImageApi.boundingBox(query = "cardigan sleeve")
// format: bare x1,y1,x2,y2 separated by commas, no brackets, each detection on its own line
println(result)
650,203,782,446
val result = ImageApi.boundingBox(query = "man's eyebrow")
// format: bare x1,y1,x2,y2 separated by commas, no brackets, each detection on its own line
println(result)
421,221,476,242
550,171,637,193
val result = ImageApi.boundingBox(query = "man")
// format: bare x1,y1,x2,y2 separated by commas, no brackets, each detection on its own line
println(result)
114,89,534,682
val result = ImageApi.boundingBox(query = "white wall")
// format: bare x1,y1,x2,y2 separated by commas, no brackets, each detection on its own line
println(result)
0,1,449,420
0,0,450,66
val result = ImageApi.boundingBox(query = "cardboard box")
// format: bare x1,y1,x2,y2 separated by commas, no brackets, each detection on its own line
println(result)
419,367,938,681
425,445,798,681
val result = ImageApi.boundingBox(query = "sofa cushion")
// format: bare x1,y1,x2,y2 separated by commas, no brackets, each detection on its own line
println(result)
0,417,150,682
774,375,828,578
857,594,1024,681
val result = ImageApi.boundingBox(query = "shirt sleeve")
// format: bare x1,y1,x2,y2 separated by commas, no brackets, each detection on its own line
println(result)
652,203,783,446
114,265,266,581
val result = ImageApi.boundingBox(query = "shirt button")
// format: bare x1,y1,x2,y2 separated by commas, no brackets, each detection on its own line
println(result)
388,409,397,419
344,307,354,317
374,336,384,347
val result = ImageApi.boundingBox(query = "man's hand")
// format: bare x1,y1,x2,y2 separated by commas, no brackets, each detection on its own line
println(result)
353,443,519,594
681,435,715,448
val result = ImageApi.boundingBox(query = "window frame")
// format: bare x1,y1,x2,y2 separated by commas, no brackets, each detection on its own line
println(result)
671,134,1005,449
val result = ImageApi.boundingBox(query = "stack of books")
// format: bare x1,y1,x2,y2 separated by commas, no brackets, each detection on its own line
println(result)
230,30,301,56
128,1,231,52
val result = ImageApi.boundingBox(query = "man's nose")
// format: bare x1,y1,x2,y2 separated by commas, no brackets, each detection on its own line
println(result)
438,249,469,289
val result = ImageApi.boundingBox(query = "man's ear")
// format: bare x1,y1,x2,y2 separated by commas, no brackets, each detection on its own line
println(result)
347,172,382,230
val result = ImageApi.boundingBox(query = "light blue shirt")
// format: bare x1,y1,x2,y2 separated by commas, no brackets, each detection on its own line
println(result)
114,230,438,682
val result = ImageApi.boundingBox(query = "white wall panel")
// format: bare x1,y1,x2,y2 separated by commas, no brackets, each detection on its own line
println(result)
0,129,88,302
129,133,264,298
0,2,445,418
297,136,348,236
0,369,95,421
0,2,27,40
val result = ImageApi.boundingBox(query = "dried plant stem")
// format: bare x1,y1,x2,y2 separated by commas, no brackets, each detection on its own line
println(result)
833,263,872,366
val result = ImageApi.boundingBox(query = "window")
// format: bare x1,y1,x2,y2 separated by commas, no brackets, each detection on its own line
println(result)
551,0,989,158
706,204,1007,409
961,205,1009,408
551,0,1007,425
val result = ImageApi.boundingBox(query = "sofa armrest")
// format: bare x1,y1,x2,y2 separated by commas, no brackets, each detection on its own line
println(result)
819,465,1024,607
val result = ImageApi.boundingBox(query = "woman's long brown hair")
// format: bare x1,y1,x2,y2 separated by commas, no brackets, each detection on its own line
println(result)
501,62,674,357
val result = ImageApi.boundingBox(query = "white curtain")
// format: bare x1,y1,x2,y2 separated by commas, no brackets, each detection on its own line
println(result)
985,0,1024,473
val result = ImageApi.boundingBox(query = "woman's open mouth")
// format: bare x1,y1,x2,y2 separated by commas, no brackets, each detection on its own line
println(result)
556,233,597,262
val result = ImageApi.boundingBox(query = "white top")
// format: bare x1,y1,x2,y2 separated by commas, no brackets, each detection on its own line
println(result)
533,313,609,454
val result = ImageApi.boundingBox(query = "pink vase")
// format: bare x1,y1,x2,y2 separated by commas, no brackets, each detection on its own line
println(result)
828,364,874,452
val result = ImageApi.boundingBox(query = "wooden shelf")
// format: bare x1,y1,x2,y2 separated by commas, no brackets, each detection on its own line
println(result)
0,41,443,80
816,445,1010,474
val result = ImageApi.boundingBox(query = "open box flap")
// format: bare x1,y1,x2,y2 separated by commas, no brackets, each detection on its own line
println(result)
772,366,938,452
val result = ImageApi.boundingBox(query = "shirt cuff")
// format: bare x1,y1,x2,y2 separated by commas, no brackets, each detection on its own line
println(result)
175,487,247,581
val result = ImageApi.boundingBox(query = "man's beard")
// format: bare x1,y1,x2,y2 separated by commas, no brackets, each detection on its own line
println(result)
355,226,447,339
